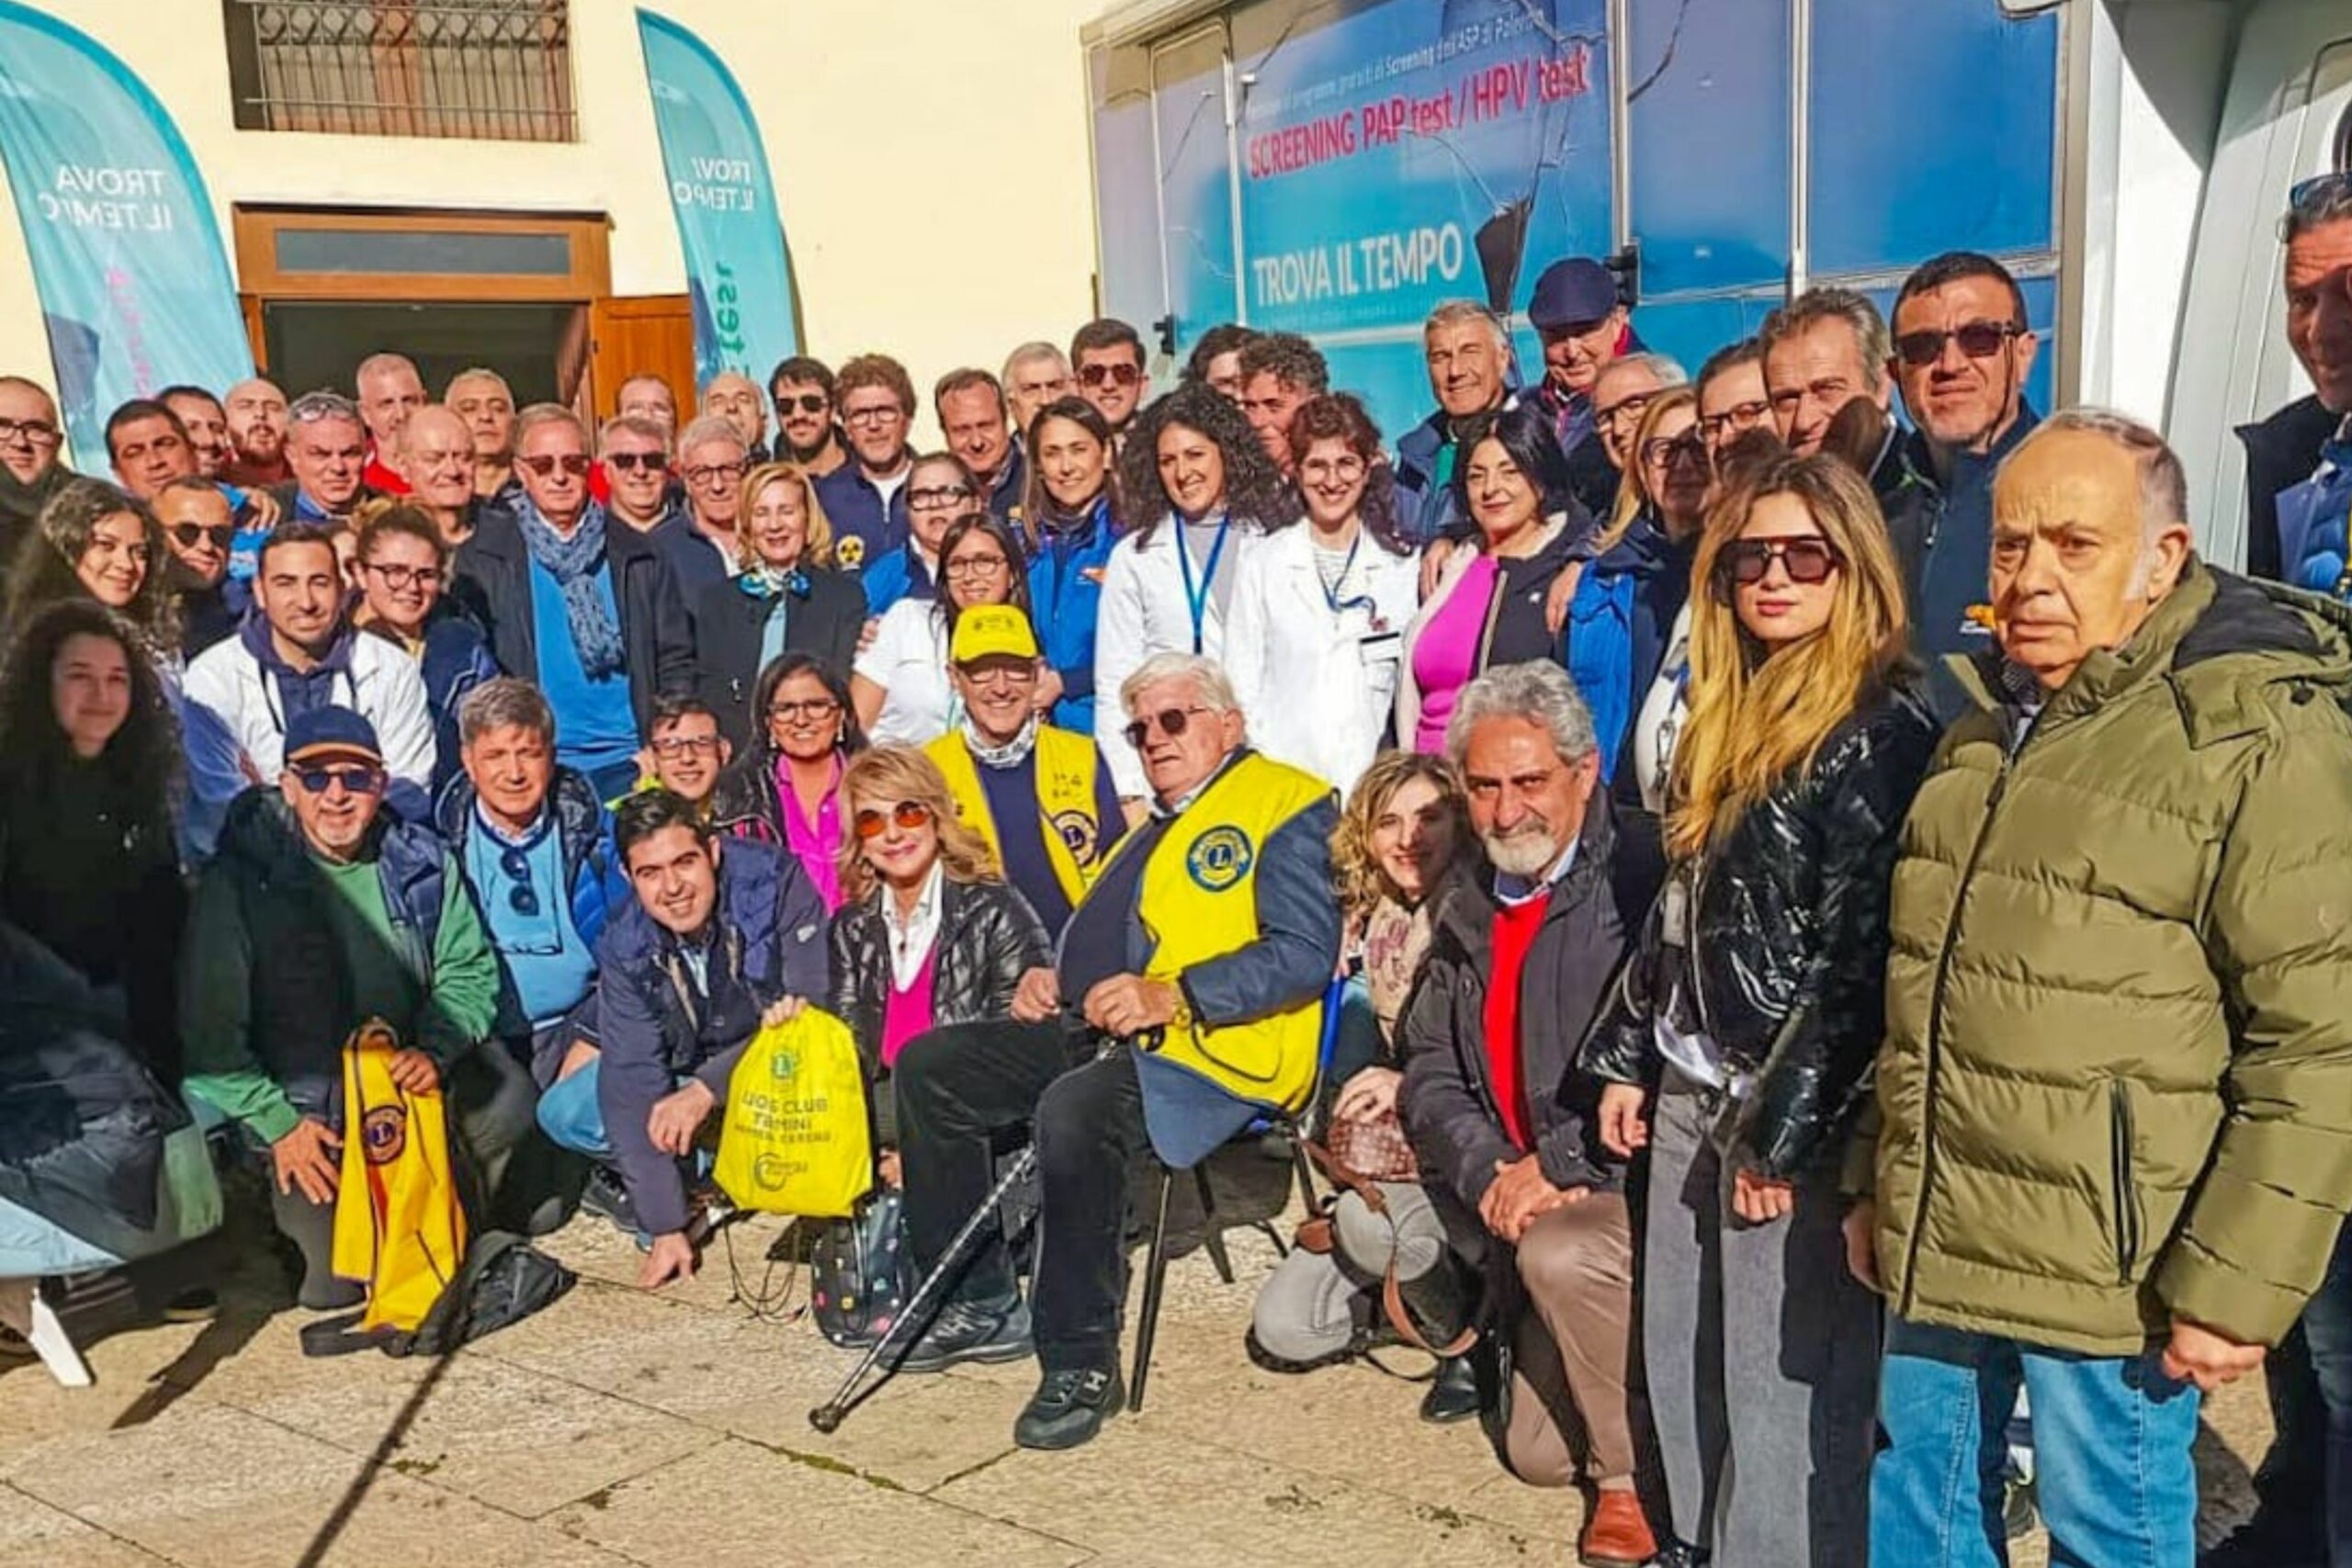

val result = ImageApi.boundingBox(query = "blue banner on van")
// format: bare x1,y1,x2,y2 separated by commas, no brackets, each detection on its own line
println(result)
637,9,801,392
0,2,254,465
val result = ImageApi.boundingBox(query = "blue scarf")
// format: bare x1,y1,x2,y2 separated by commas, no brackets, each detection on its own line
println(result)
516,499,626,680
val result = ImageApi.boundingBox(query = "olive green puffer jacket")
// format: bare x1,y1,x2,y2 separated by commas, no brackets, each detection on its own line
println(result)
1858,562,2352,1355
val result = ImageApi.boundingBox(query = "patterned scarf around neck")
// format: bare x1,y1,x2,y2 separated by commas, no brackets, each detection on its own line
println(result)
963,710,1039,770
517,499,626,680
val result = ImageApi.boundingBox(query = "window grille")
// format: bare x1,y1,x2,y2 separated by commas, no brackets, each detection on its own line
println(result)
223,0,576,141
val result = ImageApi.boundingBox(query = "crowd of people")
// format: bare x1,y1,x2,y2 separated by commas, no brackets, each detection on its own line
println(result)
2,169,2351,1568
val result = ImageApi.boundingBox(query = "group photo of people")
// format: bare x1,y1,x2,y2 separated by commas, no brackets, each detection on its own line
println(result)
3,172,2351,1568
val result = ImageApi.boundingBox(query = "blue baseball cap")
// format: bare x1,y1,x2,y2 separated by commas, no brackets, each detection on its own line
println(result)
1527,256,1621,331
283,705,383,766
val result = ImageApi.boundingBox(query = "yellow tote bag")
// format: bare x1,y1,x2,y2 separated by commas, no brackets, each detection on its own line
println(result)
713,1007,873,1218
332,1020,467,1334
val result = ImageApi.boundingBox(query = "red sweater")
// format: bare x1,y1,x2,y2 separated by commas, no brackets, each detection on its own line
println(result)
1482,892,1551,1151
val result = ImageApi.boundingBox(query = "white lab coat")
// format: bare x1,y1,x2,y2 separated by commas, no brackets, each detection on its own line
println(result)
1092,517,1265,797
181,629,437,858
1223,523,1421,796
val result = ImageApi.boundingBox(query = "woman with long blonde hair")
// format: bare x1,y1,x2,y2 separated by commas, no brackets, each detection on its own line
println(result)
1582,449,1939,1565
824,745,1052,1184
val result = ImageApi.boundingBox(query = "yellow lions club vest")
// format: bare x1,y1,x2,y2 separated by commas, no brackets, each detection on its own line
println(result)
926,725,1111,907
332,1020,466,1334
1108,750,1329,1117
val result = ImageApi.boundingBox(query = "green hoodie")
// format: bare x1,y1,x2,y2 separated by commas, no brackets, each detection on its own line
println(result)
1859,561,2352,1354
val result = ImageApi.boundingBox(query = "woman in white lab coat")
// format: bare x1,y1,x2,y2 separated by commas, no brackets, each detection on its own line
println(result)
1092,382,1296,803
1223,394,1419,795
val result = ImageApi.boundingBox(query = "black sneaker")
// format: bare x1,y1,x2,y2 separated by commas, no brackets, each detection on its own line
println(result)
579,1167,639,1236
1013,1365,1125,1450
2199,1519,2324,1568
891,1296,1033,1374
161,1286,219,1324
1418,1354,1480,1424
1650,1541,1710,1568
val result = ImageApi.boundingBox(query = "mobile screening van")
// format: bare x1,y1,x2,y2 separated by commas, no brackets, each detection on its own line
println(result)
1081,0,2352,567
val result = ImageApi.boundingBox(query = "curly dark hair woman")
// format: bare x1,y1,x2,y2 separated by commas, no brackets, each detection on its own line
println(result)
1117,381,1298,542
0,598,187,1079
1,477,180,659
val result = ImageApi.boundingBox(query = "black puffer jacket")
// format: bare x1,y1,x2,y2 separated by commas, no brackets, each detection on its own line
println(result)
828,874,1052,1144
1583,681,1938,1179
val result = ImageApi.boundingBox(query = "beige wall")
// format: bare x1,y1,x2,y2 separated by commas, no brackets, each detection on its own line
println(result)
0,1,1103,450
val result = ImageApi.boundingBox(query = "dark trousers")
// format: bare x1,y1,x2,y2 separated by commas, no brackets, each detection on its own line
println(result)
895,1019,1148,1373
268,1042,545,1309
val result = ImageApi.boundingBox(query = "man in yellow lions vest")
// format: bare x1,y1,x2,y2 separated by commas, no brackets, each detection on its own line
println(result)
893,651,1340,1450
923,604,1122,937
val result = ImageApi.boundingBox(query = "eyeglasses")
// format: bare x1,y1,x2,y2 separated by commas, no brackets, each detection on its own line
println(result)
497,845,539,918
1698,400,1771,441
775,393,829,415
768,696,840,723
1594,390,1656,427
1893,321,2026,367
650,733,723,759
604,451,667,472
683,461,747,486
293,763,386,796
517,453,593,479
166,522,235,551
943,552,1009,580
854,800,933,840
1718,536,1843,587
1121,705,1210,750
364,561,443,591
1080,362,1142,389
842,405,904,428
908,484,975,511
1641,434,1711,469
0,416,60,446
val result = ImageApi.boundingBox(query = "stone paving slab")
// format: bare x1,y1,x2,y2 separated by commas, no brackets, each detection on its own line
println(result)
0,1485,166,1568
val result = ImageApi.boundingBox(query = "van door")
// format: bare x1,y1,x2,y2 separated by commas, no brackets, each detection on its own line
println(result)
2170,19,2352,569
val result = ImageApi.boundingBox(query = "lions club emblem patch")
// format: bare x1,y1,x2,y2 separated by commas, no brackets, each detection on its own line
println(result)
362,1103,407,1166
1053,808,1100,863
1185,826,1253,891
837,535,866,570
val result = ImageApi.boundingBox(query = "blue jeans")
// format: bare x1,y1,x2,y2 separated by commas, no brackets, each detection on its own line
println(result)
2303,1221,2352,1567
1871,1316,2200,1567
536,1058,613,1160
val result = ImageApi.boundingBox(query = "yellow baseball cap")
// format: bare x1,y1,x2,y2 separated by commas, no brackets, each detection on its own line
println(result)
951,604,1040,665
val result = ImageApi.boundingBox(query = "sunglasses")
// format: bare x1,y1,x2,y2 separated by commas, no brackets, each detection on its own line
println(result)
517,453,593,479
498,845,539,918
1080,362,1142,389
604,451,666,472
167,522,234,551
1718,536,1843,588
293,763,385,796
1893,321,2025,367
854,800,933,840
775,392,829,415
1122,705,1210,750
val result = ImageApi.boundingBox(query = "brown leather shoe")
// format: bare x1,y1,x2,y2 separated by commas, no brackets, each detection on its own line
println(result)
1577,1488,1658,1568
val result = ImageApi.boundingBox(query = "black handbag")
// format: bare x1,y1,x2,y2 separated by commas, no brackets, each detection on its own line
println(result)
809,1189,913,1349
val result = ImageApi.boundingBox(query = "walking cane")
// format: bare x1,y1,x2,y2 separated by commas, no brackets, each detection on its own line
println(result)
808,1024,1154,1434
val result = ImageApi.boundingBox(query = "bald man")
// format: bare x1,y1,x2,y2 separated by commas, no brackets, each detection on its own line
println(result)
221,376,291,489
699,372,769,463
356,351,425,494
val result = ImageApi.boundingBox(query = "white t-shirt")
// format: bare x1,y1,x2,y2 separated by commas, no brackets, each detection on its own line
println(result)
855,600,955,745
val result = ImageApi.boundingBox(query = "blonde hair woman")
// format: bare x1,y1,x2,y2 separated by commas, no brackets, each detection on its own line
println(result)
1583,450,1939,1566
824,745,1051,1181
692,460,868,750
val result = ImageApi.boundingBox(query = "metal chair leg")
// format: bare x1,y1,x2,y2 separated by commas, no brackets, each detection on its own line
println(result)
1129,1165,1175,1415
1192,1162,1235,1284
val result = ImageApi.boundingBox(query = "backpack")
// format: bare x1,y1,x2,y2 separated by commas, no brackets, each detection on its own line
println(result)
808,1190,911,1349
300,1230,575,1359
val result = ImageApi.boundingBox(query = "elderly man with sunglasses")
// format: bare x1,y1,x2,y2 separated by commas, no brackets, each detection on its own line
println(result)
452,404,697,800
1885,251,2043,721
890,650,1339,1451
182,706,540,1312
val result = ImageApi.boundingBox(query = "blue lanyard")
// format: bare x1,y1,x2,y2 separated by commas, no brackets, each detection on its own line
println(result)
1173,513,1230,655
1317,529,1376,618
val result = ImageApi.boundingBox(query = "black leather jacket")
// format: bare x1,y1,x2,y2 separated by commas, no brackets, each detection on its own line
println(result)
827,874,1051,1143
1583,681,1939,1179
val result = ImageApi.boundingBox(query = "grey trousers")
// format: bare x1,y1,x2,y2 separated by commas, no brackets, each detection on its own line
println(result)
1642,1067,1879,1564
1250,1180,1445,1365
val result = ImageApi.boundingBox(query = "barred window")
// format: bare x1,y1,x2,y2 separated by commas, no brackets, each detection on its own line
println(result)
223,0,576,141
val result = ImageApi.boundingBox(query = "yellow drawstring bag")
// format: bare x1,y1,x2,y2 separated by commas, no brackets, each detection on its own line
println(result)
713,1007,872,1218
332,1020,467,1333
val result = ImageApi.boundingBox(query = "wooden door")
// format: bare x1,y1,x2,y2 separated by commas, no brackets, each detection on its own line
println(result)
587,296,696,423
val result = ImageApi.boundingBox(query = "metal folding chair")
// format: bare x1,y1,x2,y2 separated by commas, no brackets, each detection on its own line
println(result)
1128,976,1347,1414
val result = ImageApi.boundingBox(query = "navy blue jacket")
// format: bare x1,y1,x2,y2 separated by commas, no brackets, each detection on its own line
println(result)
854,539,937,619
812,464,910,575
1027,497,1118,735
451,504,698,740
2238,393,2341,583
592,835,828,1235
693,566,868,750
389,608,500,793
1904,406,2040,724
